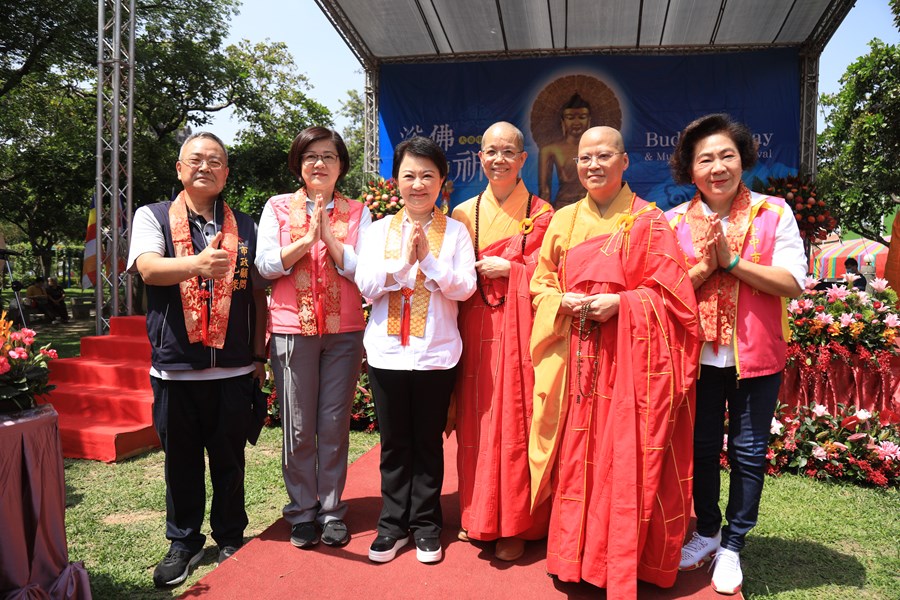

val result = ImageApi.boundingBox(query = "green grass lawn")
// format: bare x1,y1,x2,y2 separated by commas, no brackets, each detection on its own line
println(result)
38,323,900,599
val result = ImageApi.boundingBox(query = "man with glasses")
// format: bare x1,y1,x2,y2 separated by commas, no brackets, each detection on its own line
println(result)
450,121,553,561
128,132,268,587
529,126,699,595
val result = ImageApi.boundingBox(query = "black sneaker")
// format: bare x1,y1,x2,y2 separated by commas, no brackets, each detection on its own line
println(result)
321,519,350,547
153,548,204,587
415,536,442,563
290,521,319,549
217,545,241,565
368,534,409,563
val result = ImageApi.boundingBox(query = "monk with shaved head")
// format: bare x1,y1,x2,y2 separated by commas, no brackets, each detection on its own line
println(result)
529,126,699,596
450,121,553,562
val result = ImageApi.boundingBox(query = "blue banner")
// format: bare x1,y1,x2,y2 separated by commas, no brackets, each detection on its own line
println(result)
379,50,800,211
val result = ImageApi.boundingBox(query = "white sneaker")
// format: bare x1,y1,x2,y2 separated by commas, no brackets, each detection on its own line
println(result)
680,530,721,570
710,547,743,595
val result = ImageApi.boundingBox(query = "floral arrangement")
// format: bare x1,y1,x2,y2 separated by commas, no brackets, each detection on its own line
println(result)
786,276,899,375
0,311,57,413
361,177,403,220
721,403,900,488
351,358,377,432
763,174,837,243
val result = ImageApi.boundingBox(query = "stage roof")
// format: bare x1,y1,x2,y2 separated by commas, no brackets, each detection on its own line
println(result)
315,0,854,67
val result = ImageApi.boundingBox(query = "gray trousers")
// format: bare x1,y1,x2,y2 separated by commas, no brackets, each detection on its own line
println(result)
271,331,364,525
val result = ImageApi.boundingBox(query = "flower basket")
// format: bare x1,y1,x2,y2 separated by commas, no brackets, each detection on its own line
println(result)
361,177,403,220
0,311,57,414
761,174,837,243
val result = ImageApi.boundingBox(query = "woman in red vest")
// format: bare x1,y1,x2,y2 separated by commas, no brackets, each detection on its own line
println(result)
255,127,371,551
665,114,807,595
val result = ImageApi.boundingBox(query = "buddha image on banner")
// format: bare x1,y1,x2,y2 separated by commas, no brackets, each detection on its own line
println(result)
530,75,623,209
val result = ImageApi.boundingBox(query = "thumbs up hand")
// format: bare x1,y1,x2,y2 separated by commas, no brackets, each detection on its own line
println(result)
195,231,230,279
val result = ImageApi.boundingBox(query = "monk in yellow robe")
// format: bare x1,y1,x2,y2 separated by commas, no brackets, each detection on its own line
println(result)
451,122,553,562
529,127,699,598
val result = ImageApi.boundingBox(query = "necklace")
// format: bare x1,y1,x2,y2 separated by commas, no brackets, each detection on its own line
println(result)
575,301,600,404
474,190,533,308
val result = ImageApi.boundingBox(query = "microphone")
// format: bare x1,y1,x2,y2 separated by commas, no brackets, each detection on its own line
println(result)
0,248,23,257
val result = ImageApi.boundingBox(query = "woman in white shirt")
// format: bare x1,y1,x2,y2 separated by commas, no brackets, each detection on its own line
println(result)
355,136,476,565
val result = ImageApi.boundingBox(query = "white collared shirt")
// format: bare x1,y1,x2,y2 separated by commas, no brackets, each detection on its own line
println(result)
355,212,476,370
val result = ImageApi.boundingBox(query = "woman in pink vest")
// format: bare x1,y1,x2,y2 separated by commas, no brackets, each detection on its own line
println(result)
665,114,806,595
255,127,371,550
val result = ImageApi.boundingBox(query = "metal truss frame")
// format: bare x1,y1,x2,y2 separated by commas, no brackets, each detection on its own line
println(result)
94,0,135,334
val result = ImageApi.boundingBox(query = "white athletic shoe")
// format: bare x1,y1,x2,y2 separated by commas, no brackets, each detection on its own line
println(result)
710,547,743,595
680,530,721,570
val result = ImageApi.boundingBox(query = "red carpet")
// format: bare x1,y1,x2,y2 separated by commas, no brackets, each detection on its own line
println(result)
183,436,739,600
43,316,159,462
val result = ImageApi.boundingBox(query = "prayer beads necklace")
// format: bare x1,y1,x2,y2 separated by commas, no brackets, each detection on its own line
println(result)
575,301,600,404
473,190,533,308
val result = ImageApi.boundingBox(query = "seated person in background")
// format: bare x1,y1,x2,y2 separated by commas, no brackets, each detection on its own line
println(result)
843,257,867,291
46,277,70,323
25,276,49,312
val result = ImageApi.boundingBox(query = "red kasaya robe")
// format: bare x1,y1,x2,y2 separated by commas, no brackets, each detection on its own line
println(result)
453,184,553,540
530,188,699,597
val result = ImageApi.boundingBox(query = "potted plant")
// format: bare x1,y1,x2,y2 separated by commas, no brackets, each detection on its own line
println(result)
0,310,57,414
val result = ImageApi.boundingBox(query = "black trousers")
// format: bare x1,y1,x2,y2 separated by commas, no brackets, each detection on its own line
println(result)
368,365,457,540
151,374,253,553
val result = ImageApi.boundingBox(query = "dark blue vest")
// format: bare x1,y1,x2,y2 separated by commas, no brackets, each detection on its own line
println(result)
143,200,259,371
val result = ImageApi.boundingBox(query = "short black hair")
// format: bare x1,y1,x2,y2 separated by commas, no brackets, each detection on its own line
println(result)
844,257,859,269
669,113,758,185
392,136,448,180
287,126,351,185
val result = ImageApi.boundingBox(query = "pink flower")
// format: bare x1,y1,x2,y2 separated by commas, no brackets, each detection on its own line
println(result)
877,441,900,461
800,298,816,311
8,347,28,360
0,356,9,375
884,314,900,328
812,445,827,460
788,299,803,315
803,276,820,290
832,442,848,451
843,272,860,285
812,403,829,418
815,312,834,325
870,278,889,293
40,348,58,359
770,418,784,435
847,432,869,442
855,409,871,421
839,313,855,327
365,194,374,202
825,284,850,303
19,328,36,338
10,331,22,342
855,291,869,304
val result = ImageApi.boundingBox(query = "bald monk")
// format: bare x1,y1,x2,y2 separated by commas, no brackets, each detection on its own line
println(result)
529,126,700,597
450,121,553,562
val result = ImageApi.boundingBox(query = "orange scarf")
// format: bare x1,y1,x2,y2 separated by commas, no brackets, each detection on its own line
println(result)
289,189,351,336
169,192,238,349
384,208,447,344
685,183,752,346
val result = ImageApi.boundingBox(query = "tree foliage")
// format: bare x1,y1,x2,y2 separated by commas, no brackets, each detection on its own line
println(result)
818,33,900,246
338,88,366,197
0,0,336,272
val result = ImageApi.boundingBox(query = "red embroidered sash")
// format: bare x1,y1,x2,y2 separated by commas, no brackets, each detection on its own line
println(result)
289,189,351,336
685,183,752,346
169,192,238,349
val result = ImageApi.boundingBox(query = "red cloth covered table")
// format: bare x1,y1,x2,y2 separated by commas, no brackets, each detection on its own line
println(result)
0,404,91,599
778,355,900,421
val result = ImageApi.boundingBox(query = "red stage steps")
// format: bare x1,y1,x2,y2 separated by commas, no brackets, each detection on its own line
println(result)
43,316,159,462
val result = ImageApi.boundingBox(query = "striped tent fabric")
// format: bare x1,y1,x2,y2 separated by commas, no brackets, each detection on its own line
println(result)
82,195,97,288
809,238,889,279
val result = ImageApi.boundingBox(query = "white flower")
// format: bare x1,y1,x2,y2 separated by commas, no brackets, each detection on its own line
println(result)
855,409,871,421
770,417,784,436
812,404,829,418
